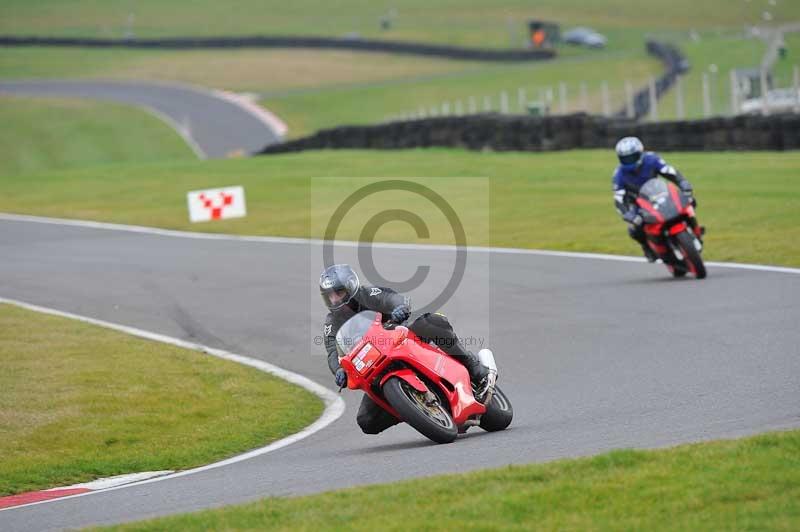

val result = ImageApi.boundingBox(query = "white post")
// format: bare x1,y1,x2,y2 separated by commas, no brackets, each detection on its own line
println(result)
483,95,492,112
469,96,477,114
559,82,567,114
517,87,526,113
729,69,739,116
794,65,800,113
455,100,463,116
418,107,426,119
500,91,509,114
676,75,685,119
648,77,658,121
760,67,770,116
601,81,611,117
580,82,588,112
702,73,711,117
441,102,450,116
625,80,634,119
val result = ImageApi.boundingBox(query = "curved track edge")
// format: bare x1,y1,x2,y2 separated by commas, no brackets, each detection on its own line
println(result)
1,212,798,275
0,296,346,513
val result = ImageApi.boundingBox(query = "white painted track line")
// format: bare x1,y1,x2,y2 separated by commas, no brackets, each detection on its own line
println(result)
1,212,798,275
0,296,345,512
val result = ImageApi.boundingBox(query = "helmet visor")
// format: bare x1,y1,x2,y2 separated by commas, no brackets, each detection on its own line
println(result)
322,288,351,310
619,152,642,166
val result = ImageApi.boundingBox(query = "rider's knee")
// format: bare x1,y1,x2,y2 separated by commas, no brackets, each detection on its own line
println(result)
357,412,381,434
419,312,453,332
628,225,645,242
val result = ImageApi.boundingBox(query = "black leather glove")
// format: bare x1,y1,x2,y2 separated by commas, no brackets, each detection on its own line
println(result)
390,304,410,324
335,368,347,388
679,180,693,195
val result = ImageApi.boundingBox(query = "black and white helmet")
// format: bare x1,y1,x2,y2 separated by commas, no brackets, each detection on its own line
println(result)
319,264,360,310
615,136,644,170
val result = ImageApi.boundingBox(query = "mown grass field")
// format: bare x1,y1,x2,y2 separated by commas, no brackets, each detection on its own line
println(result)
100,429,800,531
0,47,484,94
0,303,323,496
0,45,661,138
264,51,660,137
3,1,797,135
0,96,194,176
3,0,799,46
1,149,797,267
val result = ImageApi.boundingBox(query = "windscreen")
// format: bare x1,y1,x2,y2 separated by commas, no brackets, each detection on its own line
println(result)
336,311,378,359
638,178,680,221
638,178,669,201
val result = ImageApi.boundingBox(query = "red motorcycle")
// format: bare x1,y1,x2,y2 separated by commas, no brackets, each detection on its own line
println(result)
636,178,706,279
337,311,513,444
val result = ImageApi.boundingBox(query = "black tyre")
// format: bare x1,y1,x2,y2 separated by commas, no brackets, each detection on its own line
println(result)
383,377,457,444
479,385,513,432
675,230,706,279
668,263,687,278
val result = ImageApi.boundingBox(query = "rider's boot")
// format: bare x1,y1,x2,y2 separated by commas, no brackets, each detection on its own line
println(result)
449,346,489,386
465,351,489,384
641,243,658,263
686,215,704,239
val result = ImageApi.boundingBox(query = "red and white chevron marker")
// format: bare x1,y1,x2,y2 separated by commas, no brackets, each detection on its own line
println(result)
0,471,173,510
187,185,246,223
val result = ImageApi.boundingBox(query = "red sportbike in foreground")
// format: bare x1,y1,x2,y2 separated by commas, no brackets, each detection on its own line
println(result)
337,311,513,444
636,178,706,279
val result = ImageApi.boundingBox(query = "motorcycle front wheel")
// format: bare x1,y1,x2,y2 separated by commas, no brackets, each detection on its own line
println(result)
383,377,457,444
674,230,706,279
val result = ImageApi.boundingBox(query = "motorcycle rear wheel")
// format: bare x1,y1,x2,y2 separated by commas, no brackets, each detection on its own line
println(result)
479,385,513,432
675,230,706,279
383,377,458,444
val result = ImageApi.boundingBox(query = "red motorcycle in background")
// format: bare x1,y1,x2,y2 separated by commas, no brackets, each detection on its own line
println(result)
337,311,513,444
636,178,706,279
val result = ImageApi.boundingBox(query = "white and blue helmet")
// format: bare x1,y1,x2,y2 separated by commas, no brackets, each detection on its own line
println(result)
615,136,644,170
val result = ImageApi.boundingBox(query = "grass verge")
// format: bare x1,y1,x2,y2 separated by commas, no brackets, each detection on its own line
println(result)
0,45,661,137
0,303,323,496
2,0,799,46
0,149,797,267
100,429,800,531
0,95,194,176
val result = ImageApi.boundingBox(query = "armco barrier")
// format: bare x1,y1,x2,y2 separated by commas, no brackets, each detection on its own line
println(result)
0,35,555,62
258,113,800,154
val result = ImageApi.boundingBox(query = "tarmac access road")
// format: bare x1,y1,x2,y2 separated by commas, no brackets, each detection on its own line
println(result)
0,80,284,158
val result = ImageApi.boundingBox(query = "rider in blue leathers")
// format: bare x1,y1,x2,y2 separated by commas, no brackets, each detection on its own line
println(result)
612,136,700,261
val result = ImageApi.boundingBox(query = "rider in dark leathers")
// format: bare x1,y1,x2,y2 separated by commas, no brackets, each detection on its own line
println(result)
612,136,701,261
320,264,488,435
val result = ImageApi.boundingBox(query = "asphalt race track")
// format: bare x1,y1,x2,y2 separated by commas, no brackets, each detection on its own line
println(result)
1,216,798,531
0,81,283,158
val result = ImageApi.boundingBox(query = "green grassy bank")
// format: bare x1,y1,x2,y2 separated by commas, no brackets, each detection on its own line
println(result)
0,96,194,176
1,149,797,266
0,304,323,496
103,429,800,531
